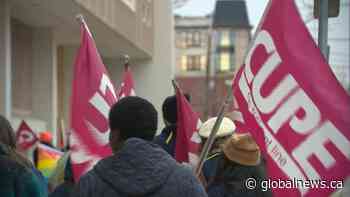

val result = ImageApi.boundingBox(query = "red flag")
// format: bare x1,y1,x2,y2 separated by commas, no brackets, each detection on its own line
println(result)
174,86,202,166
16,120,38,151
230,108,248,134
70,20,117,181
232,0,350,196
117,65,136,99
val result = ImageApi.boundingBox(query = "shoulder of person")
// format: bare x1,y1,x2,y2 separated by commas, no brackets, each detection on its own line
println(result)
72,170,97,197
168,164,208,197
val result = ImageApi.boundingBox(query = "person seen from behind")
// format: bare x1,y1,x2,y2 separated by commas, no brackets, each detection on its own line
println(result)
73,96,207,197
0,115,47,197
153,94,190,157
198,117,235,187
206,133,272,197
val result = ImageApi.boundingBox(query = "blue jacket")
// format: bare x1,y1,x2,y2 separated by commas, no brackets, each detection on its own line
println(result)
153,125,177,157
202,152,222,182
73,138,207,197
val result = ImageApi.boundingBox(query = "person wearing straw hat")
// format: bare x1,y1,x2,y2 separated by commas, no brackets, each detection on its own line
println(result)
199,117,235,184
206,133,271,197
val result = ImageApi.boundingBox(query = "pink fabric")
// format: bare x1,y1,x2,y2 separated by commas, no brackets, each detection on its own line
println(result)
175,87,202,166
70,23,117,181
117,66,136,99
232,0,350,196
16,120,38,151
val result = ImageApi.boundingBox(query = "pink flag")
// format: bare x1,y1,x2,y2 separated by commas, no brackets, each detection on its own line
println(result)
232,0,350,196
16,120,38,151
117,65,136,99
175,86,202,166
70,21,117,181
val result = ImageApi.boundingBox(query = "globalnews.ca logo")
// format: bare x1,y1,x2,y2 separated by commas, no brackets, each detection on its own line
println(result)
245,177,344,191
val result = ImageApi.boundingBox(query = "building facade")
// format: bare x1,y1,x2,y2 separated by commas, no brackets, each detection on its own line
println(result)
0,0,174,142
174,0,251,119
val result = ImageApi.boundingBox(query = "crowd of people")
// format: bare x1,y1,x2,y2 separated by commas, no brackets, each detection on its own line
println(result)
0,95,271,197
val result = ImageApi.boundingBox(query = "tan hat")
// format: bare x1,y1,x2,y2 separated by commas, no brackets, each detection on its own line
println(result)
199,117,235,138
223,133,260,166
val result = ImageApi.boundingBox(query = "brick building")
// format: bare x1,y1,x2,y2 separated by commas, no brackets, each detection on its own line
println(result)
174,0,251,119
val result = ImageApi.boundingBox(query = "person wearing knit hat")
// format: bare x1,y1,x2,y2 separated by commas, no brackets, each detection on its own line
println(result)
73,96,207,197
153,94,190,157
199,117,235,184
206,133,272,197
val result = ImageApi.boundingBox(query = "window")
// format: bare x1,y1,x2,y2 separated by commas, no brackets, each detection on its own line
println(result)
201,31,208,47
193,31,201,46
181,55,187,71
220,31,230,47
201,55,207,71
186,32,193,47
184,55,202,71
220,52,230,72
180,54,205,72
176,32,182,48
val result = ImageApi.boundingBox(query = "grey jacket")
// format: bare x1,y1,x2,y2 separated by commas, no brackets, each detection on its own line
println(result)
72,138,207,197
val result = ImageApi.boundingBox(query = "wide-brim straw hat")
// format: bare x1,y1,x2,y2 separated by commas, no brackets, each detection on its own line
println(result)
223,133,260,166
199,117,235,139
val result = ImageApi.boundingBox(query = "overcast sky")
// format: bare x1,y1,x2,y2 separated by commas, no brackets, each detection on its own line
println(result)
174,0,269,31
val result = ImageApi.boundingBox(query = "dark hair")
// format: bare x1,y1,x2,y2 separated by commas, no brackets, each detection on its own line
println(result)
109,96,158,141
0,115,16,148
162,94,190,125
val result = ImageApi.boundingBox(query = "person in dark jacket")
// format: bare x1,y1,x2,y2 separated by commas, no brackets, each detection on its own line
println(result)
73,96,207,197
206,133,271,197
0,115,46,197
153,94,190,157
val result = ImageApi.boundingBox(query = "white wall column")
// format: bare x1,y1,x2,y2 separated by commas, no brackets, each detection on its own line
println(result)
31,27,57,135
0,0,12,119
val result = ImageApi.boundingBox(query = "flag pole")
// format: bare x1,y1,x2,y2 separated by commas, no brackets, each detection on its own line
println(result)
76,14,93,38
123,54,130,70
76,14,86,25
172,79,183,94
195,94,230,177
58,118,66,150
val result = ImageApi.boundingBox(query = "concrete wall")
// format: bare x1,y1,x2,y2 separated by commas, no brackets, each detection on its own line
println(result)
59,0,174,134
74,0,154,57
105,0,174,132
31,27,57,134
9,20,57,135
0,0,12,119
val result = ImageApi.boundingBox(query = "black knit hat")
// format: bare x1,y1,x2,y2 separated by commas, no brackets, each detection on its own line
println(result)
109,96,158,141
162,94,190,125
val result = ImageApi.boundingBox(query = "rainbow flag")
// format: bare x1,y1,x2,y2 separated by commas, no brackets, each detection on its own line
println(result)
49,151,70,188
37,143,63,178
